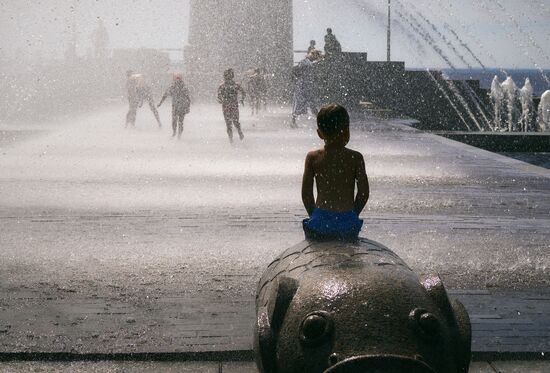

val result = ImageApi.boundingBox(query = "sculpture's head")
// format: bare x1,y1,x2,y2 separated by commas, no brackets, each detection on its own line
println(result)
255,269,470,373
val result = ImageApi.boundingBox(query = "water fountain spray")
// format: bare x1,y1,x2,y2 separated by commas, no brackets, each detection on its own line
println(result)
501,77,519,132
407,4,493,130
519,78,535,132
477,0,550,86
538,90,550,132
490,76,504,131
393,5,487,131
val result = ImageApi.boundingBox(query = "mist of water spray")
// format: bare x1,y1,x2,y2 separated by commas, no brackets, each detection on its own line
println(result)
426,70,472,131
392,4,490,131
434,0,503,70
442,24,486,70
492,0,550,66
446,80,485,131
519,78,535,132
405,3,493,130
490,76,543,132
490,76,504,130
413,10,472,69
476,0,550,86
350,0,427,56
501,77,519,132
537,90,550,132
394,8,455,68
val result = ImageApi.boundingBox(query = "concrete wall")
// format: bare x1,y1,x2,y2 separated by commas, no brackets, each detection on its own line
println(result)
312,53,492,131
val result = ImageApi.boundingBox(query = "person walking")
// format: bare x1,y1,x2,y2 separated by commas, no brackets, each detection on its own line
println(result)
247,68,265,116
324,28,342,58
158,73,191,139
217,69,246,143
125,70,162,128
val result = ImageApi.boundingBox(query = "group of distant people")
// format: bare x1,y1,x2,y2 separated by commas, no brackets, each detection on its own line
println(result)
125,74,368,240
307,28,342,61
125,70,192,139
125,28,370,240
126,27,341,136
292,28,342,127
125,67,268,143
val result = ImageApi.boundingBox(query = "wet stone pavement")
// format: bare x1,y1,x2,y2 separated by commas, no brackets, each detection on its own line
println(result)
0,104,549,366
0,288,549,359
1,361,550,373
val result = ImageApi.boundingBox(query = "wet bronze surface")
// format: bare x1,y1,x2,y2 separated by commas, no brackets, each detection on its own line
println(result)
254,238,471,373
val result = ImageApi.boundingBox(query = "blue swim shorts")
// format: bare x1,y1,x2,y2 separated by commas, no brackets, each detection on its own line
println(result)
303,208,363,240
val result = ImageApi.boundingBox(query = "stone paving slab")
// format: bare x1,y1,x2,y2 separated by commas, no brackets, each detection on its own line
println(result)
0,361,549,372
452,289,550,356
1,289,549,359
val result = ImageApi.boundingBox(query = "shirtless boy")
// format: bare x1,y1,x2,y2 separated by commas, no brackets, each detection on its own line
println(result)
301,104,369,240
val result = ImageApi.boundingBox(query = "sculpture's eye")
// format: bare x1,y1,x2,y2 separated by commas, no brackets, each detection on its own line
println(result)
300,311,333,346
409,308,440,340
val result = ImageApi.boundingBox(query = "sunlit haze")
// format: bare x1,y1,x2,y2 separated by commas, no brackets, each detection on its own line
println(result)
1,0,549,68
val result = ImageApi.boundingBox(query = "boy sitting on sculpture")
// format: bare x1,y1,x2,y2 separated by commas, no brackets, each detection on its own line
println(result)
301,104,369,240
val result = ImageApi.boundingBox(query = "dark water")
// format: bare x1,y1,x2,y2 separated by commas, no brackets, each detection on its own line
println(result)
500,152,550,169
442,68,550,97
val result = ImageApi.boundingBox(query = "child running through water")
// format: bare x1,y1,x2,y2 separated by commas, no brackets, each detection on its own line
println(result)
302,104,369,240
158,73,191,139
218,69,246,143
125,71,163,128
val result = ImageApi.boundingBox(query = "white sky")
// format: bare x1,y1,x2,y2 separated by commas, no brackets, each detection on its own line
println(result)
1,0,549,68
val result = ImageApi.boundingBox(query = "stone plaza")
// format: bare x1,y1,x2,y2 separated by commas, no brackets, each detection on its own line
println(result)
0,103,549,371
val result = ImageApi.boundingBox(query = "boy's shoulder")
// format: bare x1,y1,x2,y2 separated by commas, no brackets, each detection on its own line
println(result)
340,148,365,167
345,147,364,159
306,147,363,158
305,148,324,159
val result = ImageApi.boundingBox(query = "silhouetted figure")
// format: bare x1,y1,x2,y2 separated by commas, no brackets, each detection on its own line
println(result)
291,54,318,127
324,28,342,57
218,69,246,143
307,40,322,61
247,68,266,116
158,74,191,139
125,71,162,128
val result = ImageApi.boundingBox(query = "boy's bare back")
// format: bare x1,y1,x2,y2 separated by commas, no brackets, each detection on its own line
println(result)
302,145,369,216
301,104,368,239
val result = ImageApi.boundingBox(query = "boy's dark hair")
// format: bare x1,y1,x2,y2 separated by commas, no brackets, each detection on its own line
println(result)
317,104,349,136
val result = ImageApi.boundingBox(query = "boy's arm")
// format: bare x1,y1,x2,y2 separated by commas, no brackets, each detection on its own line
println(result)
353,153,370,215
239,84,246,103
301,152,316,217
158,87,169,107
217,85,223,104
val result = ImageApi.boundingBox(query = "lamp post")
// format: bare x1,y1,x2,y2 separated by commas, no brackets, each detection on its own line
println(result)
387,0,391,62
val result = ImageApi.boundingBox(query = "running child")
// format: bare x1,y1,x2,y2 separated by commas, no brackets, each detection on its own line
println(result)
158,73,191,139
217,69,246,143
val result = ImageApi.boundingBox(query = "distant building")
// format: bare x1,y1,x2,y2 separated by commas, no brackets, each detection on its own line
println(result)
92,19,110,60
64,22,79,64
185,0,293,101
